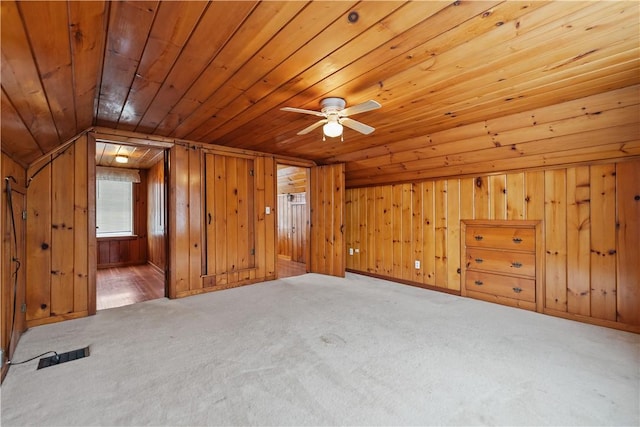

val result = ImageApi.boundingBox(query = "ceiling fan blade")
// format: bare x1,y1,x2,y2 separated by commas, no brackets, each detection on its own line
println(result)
339,100,381,117
340,118,375,135
297,119,327,135
281,107,325,117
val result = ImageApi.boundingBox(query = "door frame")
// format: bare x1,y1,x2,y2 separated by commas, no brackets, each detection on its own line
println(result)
275,162,311,276
90,131,172,313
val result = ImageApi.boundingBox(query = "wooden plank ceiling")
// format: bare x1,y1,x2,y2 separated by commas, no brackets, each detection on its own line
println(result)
1,1,638,186
95,141,164,169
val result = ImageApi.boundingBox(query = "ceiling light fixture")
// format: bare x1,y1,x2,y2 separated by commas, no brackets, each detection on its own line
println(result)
323,120,343,138
115,155,129,164
281,97,380,139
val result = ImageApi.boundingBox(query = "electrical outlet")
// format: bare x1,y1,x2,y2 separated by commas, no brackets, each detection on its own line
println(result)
415,260,421,269
0,349,4,369
355,248,360,253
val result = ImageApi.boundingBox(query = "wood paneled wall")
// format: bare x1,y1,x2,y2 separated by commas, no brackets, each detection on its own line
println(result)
19,134,285,326
277,193,307,263
204,154,256,285
147,158,165,271
1,153,27,375
169,145,277,298
97,170,148,268
25,134,95,327
345,158,640,331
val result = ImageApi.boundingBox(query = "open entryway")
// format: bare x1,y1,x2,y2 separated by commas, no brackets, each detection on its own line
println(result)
276,164,309,278
95,141,168,310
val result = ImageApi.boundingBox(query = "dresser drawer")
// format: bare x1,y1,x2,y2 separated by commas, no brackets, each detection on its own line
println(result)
465,248,535,277
466,270,535,302
465,226,535,252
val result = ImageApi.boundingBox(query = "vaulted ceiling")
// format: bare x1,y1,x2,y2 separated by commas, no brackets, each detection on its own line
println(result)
2,1,638,185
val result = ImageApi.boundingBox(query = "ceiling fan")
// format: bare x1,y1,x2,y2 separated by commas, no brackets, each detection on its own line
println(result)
281,97,381,139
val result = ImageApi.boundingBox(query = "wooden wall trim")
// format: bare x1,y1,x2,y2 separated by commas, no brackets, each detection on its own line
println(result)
87,134,96,315
28,128,94,171
147,158,166,272
92,126,316,167
543,308,640,335
347,269,461,297
25,311,89,328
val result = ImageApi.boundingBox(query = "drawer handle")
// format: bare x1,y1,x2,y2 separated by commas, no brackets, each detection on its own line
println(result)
474,235,484,241
474,280,484,286
512,237,523,244
475,258,484,264
511,262,522,268
512,287,522,293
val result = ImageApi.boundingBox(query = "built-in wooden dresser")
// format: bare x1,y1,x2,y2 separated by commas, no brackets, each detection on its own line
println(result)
461,220,543,312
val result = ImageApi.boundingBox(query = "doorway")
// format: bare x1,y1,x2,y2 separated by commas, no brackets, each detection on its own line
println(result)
95,141,168,310
276,164,309,278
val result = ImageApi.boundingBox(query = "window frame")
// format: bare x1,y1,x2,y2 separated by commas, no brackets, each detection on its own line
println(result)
96,179,136,238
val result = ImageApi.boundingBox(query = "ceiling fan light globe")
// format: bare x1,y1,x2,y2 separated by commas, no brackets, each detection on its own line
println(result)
323,121,343,138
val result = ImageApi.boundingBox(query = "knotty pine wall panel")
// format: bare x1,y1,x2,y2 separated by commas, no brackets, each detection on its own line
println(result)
346,158,640,331
147,158,166,271
544,169,567,312
277,193,307,263
203,154,256,286
169,145,191,297
1,153,27,373
615,162,640,326
170,146,277,298
25,134,94,327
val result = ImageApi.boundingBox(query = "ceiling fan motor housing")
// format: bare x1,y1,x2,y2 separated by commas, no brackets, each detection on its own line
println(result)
321,97,346,115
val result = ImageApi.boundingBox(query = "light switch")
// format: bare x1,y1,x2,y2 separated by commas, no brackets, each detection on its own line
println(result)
415,260,421,269
265,206,271,214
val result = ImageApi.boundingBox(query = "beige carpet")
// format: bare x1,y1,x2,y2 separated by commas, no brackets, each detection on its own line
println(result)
1,273,638,426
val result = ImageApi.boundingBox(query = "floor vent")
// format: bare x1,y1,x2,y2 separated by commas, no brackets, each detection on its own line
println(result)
37,347,90,370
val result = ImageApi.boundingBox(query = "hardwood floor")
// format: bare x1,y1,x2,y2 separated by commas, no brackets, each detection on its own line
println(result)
97,260,303,310
97,264,165,310
278,258,306,278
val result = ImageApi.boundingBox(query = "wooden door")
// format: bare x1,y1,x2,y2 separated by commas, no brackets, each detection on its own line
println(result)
309,164,345,277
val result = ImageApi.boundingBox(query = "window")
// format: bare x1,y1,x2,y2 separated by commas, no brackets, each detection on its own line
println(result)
96,180,134,237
